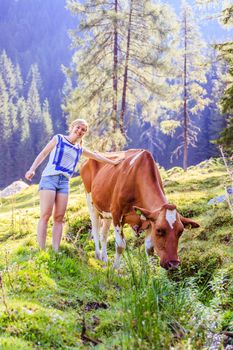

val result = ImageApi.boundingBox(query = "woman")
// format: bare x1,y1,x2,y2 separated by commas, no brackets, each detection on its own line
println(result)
25,118,120,251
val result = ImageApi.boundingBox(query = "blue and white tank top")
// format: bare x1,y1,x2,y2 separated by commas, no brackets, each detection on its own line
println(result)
42,134,83,178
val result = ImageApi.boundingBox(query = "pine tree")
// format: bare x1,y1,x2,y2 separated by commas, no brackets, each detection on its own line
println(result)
27,66,43,157
194,59,227,161
0,0,77,132
214,7,233,152
14,97,31,178
42,99,53,138
27,64,53,163
197,1,233,151
0,53,53,187
64,0,178,150
0,51,18,101
160,1,210,170
0,75,11,187
0,52,25,186
64,0,125,149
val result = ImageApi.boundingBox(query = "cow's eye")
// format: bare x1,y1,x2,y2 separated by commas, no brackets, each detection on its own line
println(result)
157,228,166,236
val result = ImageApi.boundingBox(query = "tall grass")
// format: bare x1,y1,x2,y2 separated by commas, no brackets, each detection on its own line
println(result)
219,146,233,217
120,249,222,350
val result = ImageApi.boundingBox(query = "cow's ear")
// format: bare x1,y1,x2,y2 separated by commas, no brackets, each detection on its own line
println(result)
180,216,200,229
133,206,156,221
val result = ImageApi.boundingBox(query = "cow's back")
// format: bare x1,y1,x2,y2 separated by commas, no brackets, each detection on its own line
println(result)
80,149,165,213
80,149,141,188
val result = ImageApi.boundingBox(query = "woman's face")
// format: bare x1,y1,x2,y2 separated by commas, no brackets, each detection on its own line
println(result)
71,123,88,138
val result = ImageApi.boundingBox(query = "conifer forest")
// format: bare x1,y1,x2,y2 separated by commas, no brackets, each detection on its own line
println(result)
0,0,232,187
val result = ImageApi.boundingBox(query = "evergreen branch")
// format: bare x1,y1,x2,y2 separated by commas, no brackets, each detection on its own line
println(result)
140,129,164,152
171,144,184,161
127,67,164,94
79,48,113,73
79,33,113,57
72,77,111,110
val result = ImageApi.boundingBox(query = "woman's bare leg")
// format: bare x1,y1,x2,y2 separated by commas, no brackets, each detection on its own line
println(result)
38,190,56,249
52,193,68,251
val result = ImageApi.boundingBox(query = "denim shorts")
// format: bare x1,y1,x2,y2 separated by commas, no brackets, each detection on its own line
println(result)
39,175,69,194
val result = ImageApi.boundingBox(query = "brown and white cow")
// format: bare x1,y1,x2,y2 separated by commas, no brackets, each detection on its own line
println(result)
80,149,199,270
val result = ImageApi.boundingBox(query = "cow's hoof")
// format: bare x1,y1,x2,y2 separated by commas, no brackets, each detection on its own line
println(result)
95,251,101,260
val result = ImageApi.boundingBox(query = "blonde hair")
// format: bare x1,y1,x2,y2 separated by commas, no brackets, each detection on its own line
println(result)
69,118,88,132
69,118,88,146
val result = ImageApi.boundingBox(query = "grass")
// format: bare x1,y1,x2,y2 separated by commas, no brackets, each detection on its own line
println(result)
0,158,232,349
120,254,221,350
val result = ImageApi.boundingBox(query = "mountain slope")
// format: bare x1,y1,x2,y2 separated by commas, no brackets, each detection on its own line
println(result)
0,159,232,349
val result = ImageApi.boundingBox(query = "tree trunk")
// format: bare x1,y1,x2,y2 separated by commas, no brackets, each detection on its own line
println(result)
112,0,118,133
111,0,118,151
183,10,188,171
120,0,133,135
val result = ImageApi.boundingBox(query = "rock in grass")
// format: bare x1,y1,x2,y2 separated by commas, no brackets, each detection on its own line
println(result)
208,188,233,205
0,180,29,198
208,195,226,205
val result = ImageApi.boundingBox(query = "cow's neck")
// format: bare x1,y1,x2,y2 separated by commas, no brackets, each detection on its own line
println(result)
139,181,167,211
133,152,167,210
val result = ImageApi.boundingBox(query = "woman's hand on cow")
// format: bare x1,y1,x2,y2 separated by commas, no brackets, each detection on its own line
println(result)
111,159,123,165
83,147,124,165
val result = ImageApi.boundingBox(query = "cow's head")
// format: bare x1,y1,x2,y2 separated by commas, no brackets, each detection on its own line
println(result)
133,204,199,270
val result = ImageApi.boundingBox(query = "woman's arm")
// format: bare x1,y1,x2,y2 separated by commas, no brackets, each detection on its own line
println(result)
82,147,122,165
25,137,57,180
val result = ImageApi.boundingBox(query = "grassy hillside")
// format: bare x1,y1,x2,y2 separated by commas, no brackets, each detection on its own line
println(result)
0,158,232,350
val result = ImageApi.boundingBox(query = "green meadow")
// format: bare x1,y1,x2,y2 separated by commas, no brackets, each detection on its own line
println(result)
0,158,232,350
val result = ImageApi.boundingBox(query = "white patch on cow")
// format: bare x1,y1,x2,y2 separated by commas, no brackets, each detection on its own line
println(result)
102,211,112,219
86,192,101,259
166,209,177,229
140,214,147,221
86,193,94,216
114,226,125,248
145,235,153,251
113,225,126,268
100,219,111,262
144,228,154,256
129,150,144,166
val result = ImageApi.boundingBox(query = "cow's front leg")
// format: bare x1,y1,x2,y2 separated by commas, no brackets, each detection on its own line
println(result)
145,233,154,256
86,193,101,260
100,218,111,262
92,212,101,260
113,223,126,269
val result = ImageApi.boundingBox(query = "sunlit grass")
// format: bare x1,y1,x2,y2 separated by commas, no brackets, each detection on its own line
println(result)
0,159,232,349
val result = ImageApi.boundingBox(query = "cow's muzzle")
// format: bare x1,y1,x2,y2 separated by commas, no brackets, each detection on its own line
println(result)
162,260,180,270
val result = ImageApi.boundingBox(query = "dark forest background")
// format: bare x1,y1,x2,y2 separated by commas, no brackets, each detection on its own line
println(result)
0,0,232,188
0,0,74,187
